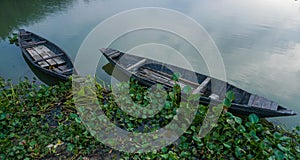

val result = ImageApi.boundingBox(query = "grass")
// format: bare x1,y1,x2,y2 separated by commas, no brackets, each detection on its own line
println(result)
0,77,299,159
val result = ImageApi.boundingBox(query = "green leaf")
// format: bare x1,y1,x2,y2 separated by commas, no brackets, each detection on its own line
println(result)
75,117,81,123
29,91,35,97
190,125,196,131
235,146,245,157
248,113,259,124
30,117,37,123
192,135,201,142
0,113,6,120
161,147,168,153
273,132,282,139
223,98,231,108
70,113,78,119
37,93,43,98
77,88,85,96
295,146,300,153
223,142,231,148
160,154,168,159
188,93,201,101
183,85,192,94
168,92,174,99
226,91,235,101
279,136,291,141
234,116,242,124
67,143,74,152
274,149,284,160
247,154,254,159
212,105,223,113
172,72,180,81
237,125,246,133
277,144,289,152
29,141,36,147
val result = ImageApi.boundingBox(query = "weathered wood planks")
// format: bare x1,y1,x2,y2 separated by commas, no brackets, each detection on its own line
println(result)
36,45,65,65
26,45,66,68
192,77,211,94
32,46,56,66
26,48,49,68
23,41,47,48
248,95,278,110
126,59,147,71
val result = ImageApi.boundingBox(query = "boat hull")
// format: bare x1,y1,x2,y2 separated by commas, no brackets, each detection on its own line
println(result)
100,48,297,118
18,29,75,81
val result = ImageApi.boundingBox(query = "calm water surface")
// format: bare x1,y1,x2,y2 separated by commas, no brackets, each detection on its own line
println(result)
1,0,300,129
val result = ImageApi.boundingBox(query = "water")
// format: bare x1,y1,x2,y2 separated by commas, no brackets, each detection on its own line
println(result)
0,0,300,129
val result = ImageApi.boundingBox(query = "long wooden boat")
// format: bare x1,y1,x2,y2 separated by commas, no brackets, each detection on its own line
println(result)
18,29,75,81
100,48,297,118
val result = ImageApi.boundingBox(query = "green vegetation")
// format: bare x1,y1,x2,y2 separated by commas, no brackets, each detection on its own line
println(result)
0,77,299,159
8,33,18,45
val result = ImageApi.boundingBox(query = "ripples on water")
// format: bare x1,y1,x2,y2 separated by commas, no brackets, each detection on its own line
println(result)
0,0,299,129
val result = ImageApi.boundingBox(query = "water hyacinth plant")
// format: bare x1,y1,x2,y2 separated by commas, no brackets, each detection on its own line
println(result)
0,77,299,159
8,32,19,45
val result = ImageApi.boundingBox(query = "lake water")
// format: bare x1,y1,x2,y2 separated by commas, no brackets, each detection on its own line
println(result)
1,0,300,129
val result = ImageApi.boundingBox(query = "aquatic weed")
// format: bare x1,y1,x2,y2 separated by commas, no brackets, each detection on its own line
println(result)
0,77,299,159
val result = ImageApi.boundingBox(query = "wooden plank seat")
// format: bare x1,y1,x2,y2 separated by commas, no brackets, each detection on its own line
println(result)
139,69,169,83
57,65,68,70
106,50,119,56
61,68,73,74
192,77,211,94
126,59,147,71
33,45,65,66
51,65,73,74
141,66,199,87
33,53,64,63
110,52,120,58
26,45,67,69
32,46,56,66
53,68,73,74
20,33,31,36
23,38,32,41
22,41,47,48
35,45,65,65
26,48,49,68
137,71,174,88
106,51,121,58
140,68,187,89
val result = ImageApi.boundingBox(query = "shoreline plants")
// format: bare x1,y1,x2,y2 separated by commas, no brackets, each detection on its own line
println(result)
0,77,299,159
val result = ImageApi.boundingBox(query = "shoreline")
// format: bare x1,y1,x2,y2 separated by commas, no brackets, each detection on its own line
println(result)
0,77,299,159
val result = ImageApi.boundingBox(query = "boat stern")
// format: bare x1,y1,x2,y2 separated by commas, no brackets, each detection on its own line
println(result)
277,105,297,116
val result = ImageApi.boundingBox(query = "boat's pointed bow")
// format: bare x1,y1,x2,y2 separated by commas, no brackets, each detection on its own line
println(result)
279,106,297,116
290,110,297,116
99,48,107,53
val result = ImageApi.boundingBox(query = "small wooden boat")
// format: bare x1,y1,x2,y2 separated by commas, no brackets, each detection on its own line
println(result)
100,48,297,118
18,29,75,81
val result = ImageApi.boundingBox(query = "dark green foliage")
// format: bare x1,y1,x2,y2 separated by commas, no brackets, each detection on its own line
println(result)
8,33,18,45
0,77,299,159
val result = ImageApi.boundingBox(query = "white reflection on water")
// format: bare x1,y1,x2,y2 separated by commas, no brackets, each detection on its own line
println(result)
1,0,300,129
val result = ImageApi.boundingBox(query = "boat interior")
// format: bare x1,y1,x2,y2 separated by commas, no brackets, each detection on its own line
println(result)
19,31,73,75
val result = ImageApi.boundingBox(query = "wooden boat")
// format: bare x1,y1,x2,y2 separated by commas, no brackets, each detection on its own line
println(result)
18,29,75,81
100,48,297,118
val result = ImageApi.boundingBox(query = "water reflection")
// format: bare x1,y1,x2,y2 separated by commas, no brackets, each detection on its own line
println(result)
0,0,74,40
109,29,209,75
0,0,300,128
